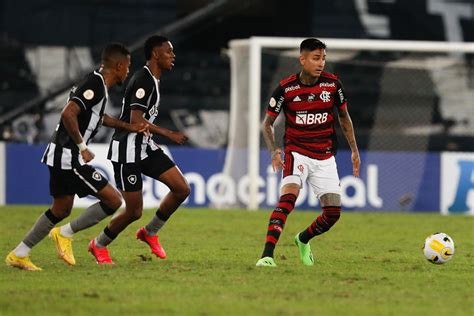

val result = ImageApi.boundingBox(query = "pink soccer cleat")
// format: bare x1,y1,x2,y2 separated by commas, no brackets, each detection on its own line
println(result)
88,240,114,264
136,227,167,259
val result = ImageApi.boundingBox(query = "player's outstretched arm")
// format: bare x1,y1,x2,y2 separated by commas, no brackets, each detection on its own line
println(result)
102,113,149,135
61,100,94,162
337,107,360,177
130,109,187,145
262,114,284,172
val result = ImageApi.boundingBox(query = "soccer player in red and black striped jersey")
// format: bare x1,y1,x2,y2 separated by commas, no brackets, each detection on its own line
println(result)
256,38,360,267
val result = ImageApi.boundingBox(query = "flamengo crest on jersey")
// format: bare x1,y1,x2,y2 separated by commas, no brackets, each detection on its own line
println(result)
41,71,107,170
107,65,161,163
266,72,347,160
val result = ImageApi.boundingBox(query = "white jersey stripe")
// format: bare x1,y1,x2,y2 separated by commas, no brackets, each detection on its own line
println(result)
126,133,137,162
111,140,119,162
46,143,55,166
140,142,148,160
61,148,72,169
120,164,125,190
82,101,102,143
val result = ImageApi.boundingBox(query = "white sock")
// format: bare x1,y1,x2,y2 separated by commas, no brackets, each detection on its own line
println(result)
14,242,31,257
60,223,74,238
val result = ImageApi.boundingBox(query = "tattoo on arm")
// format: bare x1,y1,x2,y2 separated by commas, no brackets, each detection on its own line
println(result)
337,108,358,152
262,114,278,154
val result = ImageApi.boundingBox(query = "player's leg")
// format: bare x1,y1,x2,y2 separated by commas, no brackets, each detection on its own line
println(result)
298,193,341,242
88,190,142,264
6,195,74,271
6,167,75,271
50,165,119,265
256,151,307,267
136,150,190,258
142,166,190,236
295,156,342,265
58,184,121,239
294,192,341,266
89,163,143,264
256,184,299,267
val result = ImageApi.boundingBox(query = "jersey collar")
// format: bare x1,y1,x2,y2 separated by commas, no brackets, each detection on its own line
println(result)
296,72,320,87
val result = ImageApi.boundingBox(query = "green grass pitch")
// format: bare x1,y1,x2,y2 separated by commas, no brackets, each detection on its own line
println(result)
0,206,473,315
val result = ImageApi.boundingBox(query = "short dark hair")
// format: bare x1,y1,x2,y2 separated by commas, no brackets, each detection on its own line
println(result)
101,42,130,66
300,38,326,52
144,35,169,60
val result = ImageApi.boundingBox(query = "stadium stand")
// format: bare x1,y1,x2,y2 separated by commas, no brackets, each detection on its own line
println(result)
0,0,472,151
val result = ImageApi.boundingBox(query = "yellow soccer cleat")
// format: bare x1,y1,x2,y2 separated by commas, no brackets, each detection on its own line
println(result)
5,251,42,271
49,227,76,265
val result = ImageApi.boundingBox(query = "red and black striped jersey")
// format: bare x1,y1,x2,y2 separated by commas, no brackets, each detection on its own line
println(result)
266,72,347,160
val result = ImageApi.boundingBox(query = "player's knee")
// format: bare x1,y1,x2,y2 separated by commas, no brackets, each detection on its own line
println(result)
51,207,72,219
174,183,190,201
99,201,120,216
99,188,123,212
109,190,123,209
59,208,72,219
108,196,122,212
130,213,142,221
126,208,142,222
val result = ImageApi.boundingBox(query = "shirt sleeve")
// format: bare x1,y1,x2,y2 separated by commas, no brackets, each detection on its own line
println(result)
129,74,155,112
266,84,285,116
335,79,347,109
69,76,105,111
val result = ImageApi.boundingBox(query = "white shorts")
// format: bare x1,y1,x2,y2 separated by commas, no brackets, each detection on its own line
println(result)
281,151,341,199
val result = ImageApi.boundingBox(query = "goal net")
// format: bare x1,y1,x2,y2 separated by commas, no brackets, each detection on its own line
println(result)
221,37,474,210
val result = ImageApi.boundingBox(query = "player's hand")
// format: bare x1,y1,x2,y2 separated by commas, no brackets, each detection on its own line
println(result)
169,131,188,145
81,148,95,163
271,148,284,172
131,122,150,137
351,150,360,177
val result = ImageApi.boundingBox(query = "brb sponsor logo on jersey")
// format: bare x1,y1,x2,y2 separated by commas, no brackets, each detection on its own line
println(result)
295,111,328,125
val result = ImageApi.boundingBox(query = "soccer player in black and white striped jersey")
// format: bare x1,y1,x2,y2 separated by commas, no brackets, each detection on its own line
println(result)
5,43,148,271
87,35,190,264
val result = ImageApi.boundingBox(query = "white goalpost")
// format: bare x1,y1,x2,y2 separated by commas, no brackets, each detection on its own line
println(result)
223,36,474,210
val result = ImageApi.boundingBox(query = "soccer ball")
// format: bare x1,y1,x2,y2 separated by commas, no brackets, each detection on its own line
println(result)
423,232,455,264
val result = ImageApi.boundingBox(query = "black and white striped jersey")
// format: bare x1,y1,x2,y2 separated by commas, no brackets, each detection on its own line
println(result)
42,71,108,169
107,65,160,163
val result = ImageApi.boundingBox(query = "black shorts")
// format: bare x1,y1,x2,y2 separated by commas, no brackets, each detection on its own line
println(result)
112,148,176,192
49,165,109,198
